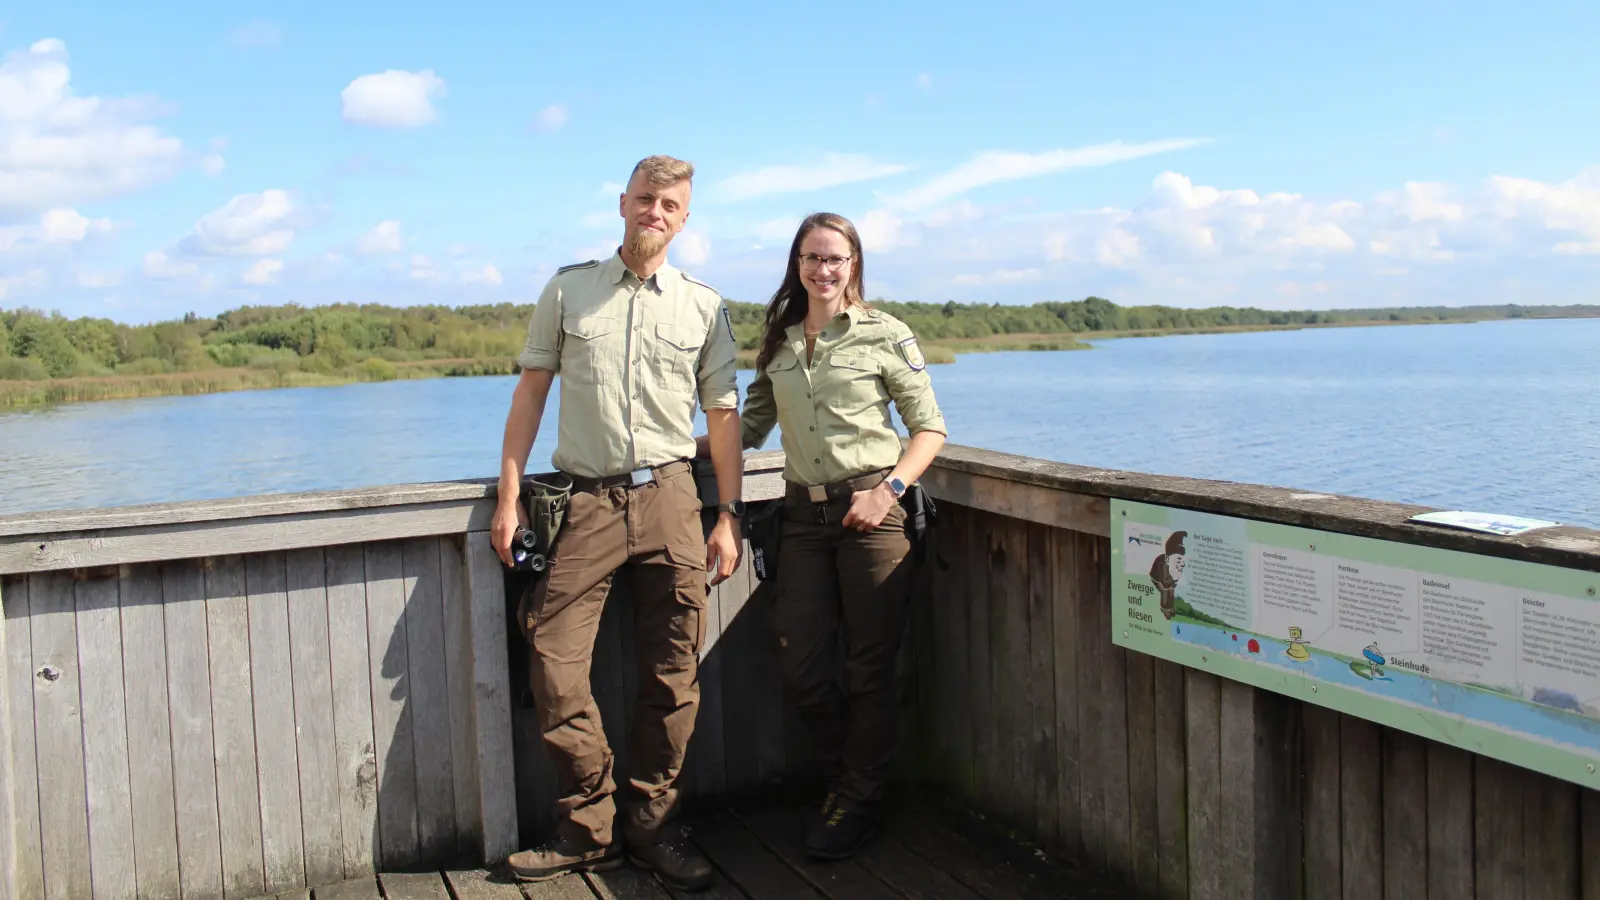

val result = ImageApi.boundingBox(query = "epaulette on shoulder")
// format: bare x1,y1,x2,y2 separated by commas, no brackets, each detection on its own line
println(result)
556,259,599,274
679,271,719,293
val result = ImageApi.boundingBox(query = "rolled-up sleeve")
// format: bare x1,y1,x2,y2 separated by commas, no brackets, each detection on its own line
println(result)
882,325,947,436
516,278,562,372
740,366,779,450
696,299,740,411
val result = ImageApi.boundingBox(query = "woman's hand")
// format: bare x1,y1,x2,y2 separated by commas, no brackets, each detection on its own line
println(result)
841,482,897,532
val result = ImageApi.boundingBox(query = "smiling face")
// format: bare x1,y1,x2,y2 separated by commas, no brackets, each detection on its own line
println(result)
619,168,690,261
798,226,855,305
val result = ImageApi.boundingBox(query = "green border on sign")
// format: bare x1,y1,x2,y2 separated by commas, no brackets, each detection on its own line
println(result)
1109,498,1600,791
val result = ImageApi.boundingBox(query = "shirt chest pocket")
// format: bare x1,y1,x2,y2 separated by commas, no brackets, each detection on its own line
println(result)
560,315,621,384
764,356,805,415
653,322,704,393
825,353,884,408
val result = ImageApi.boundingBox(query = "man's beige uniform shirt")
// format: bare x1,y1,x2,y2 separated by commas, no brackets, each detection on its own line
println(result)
517,252,739,479
741,304,947,486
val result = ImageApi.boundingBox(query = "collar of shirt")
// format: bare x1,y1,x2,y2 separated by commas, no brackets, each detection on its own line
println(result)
603,250,677,294
783,302,874,345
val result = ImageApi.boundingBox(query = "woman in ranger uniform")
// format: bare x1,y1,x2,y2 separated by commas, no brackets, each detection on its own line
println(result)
711,211,948,859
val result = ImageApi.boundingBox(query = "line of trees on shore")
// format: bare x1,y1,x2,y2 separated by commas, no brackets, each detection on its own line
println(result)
3,298,1596,383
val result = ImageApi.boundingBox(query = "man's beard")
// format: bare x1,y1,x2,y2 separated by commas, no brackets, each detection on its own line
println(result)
627,227,668,260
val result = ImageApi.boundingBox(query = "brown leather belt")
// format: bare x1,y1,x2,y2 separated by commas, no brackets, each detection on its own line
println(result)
568,459,691,494
784,468,891,518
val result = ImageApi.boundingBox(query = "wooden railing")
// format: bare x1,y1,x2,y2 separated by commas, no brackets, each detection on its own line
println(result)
3,445,1599,900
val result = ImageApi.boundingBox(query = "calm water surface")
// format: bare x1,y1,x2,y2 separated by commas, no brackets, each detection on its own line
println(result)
2,318,1597,527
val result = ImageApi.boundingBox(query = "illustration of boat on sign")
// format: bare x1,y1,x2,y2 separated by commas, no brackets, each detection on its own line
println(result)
1351,642,1391,681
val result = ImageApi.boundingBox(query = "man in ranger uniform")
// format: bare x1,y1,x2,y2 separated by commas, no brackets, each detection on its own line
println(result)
492,155,745,891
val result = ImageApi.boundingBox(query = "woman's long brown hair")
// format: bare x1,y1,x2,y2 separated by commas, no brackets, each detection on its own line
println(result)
753,212,867,372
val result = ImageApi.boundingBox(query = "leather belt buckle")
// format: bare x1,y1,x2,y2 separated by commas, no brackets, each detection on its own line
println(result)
806,484,828,504
629,468,655,488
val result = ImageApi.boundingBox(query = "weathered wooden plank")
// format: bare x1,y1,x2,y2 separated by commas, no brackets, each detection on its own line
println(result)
743,560,787,785
285,548,344,888
304,875,382,900
688,532,728,799
1301,704,1341,900
76,569,139,900
119,564,182,900
439,538,482,858
985,513,1027,829
1582,786,1600,900
365,541,419,869
440,869,528,900
325,544,378,878
682,811,813,900
208,555,268,899
918,465,1111,537
1182,668,1221,900
1,500,496,576
720,562,780,792
2,575,45,900
1216,679,1255,900
401,537,458,862
856,835,986,900
1049,526,1081,859
1524,774,1580,900
965,509,995,822
1426,742,1474,900
31,571,94,900
940,504,974,805
1151,659,1188,900
1475,756,1526,900
376,871,449,900
1025,522,1059,850
1339,717,1382,900
246,552,308,894
162,560,227,900
1092,535,1132,883
1124,650,1159,897
732,804,902,900
583,868,672,900
463,531,518,863
1075,528,1107,870
890,811,1080,900
1381,729,1428,899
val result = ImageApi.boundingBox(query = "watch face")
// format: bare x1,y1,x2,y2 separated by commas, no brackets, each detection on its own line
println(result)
726,500,747,517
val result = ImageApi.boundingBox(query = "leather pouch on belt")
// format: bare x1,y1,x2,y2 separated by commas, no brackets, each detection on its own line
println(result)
743,500,784,582
514,471,573,573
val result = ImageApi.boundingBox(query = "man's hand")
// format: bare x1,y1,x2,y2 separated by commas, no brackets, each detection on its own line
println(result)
705,514,741,586
842,482,897,532
491,497,530,568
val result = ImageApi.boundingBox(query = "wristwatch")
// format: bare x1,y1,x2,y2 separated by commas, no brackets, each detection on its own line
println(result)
717,500,746,518
884,476,907,498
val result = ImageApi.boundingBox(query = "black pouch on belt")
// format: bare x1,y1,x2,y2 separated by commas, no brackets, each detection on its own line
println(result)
900,483,949,570
743,500,785,582
513,471,573,573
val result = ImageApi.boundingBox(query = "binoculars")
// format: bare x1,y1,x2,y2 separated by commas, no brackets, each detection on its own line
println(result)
510,526,547,573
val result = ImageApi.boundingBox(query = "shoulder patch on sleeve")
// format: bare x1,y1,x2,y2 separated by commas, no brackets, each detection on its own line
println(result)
556,259,599,274
896,335,926,371
719,304,736,342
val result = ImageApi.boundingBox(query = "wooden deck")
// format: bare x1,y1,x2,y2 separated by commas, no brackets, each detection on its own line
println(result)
261,798,1118,900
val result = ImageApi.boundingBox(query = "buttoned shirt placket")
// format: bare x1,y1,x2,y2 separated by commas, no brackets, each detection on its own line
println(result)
788,323,825,474
621,272,654,474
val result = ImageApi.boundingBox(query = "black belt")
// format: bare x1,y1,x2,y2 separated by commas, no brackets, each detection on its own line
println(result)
568,459,691,494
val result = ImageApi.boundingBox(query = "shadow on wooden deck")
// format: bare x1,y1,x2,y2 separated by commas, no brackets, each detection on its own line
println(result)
262,795,1123,900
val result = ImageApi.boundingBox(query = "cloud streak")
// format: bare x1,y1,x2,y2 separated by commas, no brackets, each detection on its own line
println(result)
889,138,1211,211
717,154,911,201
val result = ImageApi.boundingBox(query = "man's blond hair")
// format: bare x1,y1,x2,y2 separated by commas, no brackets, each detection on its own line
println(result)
631,155,694,187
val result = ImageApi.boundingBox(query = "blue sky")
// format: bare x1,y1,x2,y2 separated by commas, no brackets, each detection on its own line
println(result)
3,0,1599,322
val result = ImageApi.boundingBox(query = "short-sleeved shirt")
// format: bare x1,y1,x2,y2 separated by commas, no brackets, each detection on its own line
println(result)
740,304,947,486
517,251,740,479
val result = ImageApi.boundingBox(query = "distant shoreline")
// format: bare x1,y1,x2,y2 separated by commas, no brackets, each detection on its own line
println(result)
1,313,1592,410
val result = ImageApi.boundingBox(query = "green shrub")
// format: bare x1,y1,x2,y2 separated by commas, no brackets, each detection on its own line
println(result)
357,357,398,381
0,357,49,380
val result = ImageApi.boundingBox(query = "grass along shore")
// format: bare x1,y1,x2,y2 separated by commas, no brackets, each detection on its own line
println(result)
0,313,1573,409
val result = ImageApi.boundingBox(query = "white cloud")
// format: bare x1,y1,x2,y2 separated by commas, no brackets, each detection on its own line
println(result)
0,38,186,217
357,220,404,254
533,103,568,133
179,189,296,256
0,206,109,251
201,154,226,176
143,250,199,279
41,207,95,242
341,69,446,128
718,154,912,201
889,138,1210,211
463,263,502,286
77,269,120,287
953,267,1041,286
858,209,909,252
242,258,283,285
672,230,711,267
407,253,436,281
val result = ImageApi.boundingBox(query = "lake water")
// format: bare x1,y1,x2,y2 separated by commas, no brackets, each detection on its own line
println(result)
2,317,1597,528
